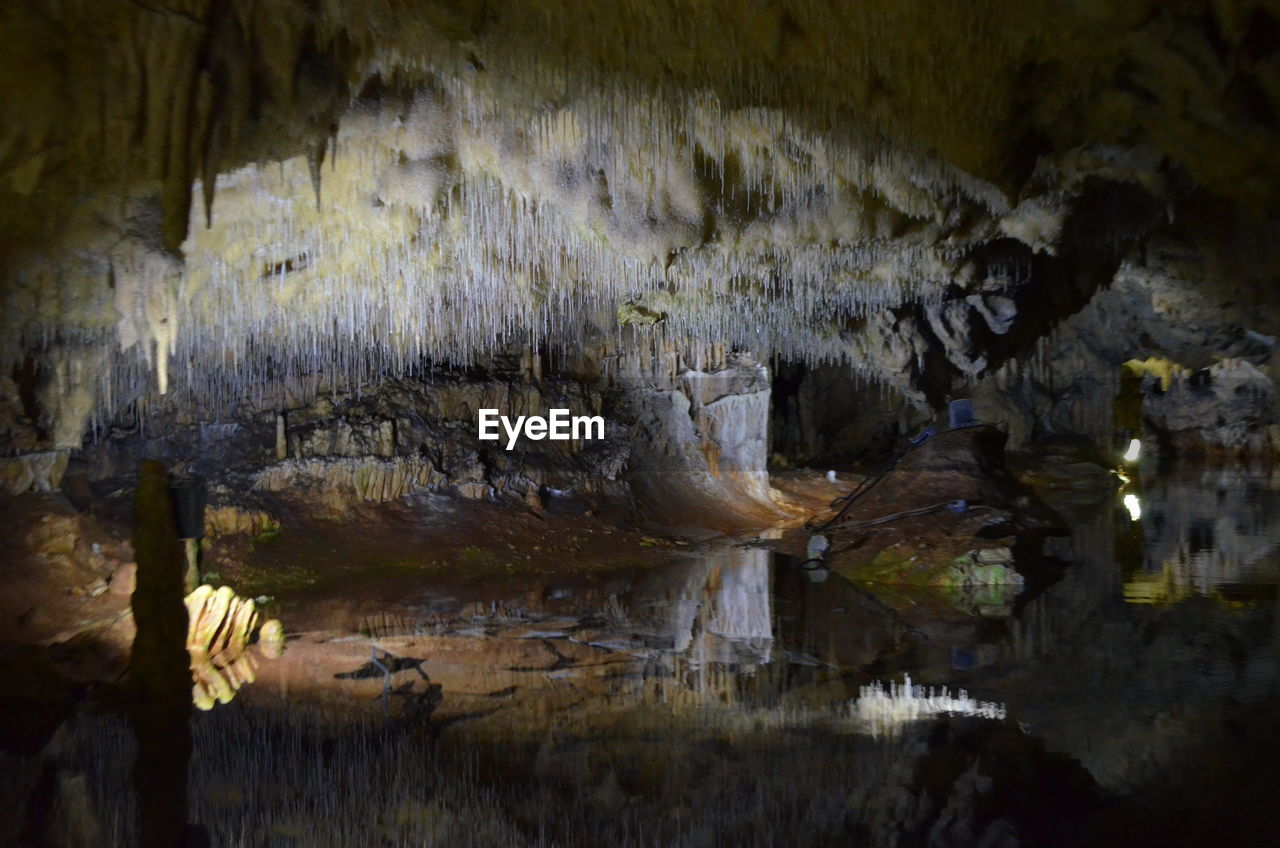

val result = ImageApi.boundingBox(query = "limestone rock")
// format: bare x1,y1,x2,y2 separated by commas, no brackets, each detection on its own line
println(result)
254,456,442,511
185,585,258,657
0,451,70,495
625,352,791,527
203,505,280,539
25,512,81,559
821,427,1061,616
257,619,286,659
108,562,137,596
1143,359,1278,457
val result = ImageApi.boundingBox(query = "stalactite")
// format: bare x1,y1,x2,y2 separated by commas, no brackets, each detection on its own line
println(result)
0,0,1203,439
306,136,327,211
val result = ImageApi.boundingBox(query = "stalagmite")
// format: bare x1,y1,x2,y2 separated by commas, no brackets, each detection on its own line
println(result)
275,412,287,460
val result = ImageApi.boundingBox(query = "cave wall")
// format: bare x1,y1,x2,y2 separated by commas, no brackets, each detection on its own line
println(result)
4,1,1280,494
773,197,1280,466
770,362,922,467
964,218,1280,459
30,339,785,527
60,359,627,512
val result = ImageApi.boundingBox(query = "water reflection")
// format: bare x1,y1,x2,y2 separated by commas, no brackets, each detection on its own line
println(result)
626,547,773,670
184,585,282,710
1126,467,1280,602
25,467,1280,847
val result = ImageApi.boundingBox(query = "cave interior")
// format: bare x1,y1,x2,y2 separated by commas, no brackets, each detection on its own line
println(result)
2,2,1280,846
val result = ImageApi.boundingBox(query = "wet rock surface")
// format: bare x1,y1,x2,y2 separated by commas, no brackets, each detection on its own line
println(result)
800,427,1064,617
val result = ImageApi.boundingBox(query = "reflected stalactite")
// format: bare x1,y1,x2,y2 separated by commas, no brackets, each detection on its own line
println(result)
853,674,1007,738
184,584,283,710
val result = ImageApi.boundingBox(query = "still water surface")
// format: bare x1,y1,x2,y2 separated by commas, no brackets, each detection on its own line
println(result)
51,466,1280,846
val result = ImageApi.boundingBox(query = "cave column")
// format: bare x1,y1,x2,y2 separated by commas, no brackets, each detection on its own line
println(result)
620,346,790,526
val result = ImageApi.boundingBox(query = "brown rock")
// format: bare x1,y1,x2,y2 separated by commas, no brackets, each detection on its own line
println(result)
109,562,137,596
0,451,70,495
204,505,279,538
27,513,79,557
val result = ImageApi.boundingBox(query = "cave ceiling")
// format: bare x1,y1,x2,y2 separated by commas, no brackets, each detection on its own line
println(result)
2,0,1280,437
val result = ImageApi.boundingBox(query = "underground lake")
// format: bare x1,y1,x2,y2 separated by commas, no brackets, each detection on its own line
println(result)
3,3,1280,846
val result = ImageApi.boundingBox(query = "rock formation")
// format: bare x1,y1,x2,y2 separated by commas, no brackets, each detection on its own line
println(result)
0,1,1276,504
3,6,1280,846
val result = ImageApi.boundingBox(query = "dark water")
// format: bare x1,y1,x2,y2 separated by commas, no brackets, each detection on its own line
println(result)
18,467,1280,846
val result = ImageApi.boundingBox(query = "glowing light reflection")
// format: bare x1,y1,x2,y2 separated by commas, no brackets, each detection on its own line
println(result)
1123,438,1141,463
1123,493,1141,521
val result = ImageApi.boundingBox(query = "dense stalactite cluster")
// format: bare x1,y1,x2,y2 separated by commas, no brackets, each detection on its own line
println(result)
4,1,1280,458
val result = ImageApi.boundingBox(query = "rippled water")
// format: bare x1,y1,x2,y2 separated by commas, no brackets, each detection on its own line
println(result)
35,466,1280,846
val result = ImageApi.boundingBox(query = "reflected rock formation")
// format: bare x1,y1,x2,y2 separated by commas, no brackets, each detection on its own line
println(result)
853,674,1007,739
184,585,283,710
621,547,775,675
1128,469,1280,602
696,549,775,668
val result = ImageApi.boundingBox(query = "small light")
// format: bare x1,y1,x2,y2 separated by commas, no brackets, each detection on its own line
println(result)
1123,494,1141,521
1123,438,1141,463
806,534,830,560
